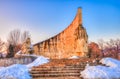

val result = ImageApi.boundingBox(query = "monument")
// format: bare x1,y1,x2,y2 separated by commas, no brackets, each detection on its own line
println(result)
33,8,88,59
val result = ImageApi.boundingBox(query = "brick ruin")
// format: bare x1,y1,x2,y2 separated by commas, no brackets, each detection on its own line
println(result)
33,8,88,59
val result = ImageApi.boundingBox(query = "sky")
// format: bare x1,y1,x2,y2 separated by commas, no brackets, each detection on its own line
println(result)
0,0,120,43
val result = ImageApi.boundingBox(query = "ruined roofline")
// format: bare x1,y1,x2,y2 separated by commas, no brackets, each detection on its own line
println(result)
34,7,82,46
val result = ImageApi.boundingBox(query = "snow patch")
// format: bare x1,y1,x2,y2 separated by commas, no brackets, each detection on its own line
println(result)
26,56,49,68
0,64,31,79
81,57,120,79
0,56,49,79
69,56,80,59
100,57,120,68
81,65,120,79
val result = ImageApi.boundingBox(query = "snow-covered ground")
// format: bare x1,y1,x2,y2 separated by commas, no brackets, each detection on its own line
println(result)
1,54,120,79
26,56,49,68
0,56,49,79
100,57,120,68
69,55,80,59
81,57,120,79
0,64,30,79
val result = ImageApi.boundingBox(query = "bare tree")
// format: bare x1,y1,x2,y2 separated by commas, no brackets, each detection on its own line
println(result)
114,38,120,53
97,39,105,57
21,31,30,43
7,29,30,57
105,38,120,58
0,38,4,52
7,29,21,46
106,39,115,48
7,29,30,46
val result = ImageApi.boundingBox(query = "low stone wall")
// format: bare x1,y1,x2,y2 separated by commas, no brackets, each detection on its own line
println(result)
0,56,37,67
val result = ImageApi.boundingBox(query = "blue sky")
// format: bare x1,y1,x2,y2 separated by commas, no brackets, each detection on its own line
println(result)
0,0,120,43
